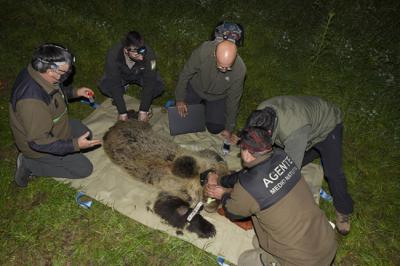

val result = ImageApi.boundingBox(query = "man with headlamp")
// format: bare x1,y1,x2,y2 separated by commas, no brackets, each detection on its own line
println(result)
175,22,246,143
99,31,164,122
9,43,102,187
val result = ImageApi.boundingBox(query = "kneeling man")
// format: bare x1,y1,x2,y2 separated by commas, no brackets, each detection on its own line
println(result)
206,126,337,266
10,43,101,187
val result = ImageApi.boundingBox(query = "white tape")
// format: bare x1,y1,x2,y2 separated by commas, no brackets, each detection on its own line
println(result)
329,220,336,229
186,201,203,222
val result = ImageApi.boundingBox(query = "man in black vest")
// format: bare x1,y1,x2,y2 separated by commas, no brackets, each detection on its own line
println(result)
206,126,337,266
246,96,353,235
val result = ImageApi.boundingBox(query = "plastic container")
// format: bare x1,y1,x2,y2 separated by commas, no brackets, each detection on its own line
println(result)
164,99,175,108
87,91,95,103
217,256,229,266
320,188,333,202
162,99,175,113
222,139,231,156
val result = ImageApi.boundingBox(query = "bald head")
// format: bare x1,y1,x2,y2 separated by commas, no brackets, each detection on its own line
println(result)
216,40,237,72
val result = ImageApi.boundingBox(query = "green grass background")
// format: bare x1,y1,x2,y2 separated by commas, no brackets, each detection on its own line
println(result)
0,0,399,265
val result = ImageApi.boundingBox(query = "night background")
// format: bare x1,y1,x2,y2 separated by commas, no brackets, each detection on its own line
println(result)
0,0,399,265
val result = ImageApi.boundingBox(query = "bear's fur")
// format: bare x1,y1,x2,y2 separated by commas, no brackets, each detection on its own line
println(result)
103,119,228,238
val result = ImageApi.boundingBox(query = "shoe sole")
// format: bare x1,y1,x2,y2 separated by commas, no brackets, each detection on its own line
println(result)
15,154,28,187
337,228,350,236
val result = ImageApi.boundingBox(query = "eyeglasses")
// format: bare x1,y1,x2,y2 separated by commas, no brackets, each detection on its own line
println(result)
216,65,232,72
50,65,72,82
126,46,146,55
52,67,71,76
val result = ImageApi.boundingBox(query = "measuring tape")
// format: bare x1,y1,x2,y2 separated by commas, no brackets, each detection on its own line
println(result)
186,201,204,222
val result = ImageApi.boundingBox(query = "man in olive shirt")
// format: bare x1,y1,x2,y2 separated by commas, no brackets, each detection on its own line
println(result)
206,127,337,266
175,40,246,142
246,95,353,235
9,43,101,187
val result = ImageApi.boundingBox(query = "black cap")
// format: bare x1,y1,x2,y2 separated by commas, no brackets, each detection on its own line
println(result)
245,107,276,132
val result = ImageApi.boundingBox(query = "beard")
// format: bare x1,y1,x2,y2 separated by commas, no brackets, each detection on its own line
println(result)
127,54,144,62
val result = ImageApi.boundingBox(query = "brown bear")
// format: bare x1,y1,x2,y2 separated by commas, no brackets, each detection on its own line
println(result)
103,119,229,238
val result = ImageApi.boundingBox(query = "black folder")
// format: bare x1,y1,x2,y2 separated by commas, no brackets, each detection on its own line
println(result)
167,104,206,136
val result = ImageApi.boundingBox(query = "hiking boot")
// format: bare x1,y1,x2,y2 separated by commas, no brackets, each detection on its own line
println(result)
336,211,351,235
14,153,32,187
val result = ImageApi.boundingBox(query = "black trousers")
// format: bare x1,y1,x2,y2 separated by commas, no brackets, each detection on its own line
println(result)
302,123,353,215
99,72,164,114
24,119,93,179
185,84,226,134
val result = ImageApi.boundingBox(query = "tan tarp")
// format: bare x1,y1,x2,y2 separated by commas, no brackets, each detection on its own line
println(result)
56,96,324,264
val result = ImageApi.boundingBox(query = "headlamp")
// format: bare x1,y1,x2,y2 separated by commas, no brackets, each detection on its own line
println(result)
127,46,146,55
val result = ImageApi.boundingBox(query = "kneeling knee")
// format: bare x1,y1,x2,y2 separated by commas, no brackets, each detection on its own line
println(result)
74,161,93,179
206,123,224,134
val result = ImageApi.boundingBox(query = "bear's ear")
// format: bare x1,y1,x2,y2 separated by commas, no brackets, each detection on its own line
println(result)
176,205,189,216
172,156,199,178
154,194,190,229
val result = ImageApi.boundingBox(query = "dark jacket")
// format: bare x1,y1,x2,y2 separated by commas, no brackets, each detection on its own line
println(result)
9,65,79,158
220,149,337,266
175,41,246,132
99,42,159,113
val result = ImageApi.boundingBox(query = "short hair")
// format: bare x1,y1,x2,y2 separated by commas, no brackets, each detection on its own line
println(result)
123,31,144,48
31,43,73,73
245,107,276,132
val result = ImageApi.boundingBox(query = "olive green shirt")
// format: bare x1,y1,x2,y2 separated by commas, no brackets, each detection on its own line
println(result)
258,96,342,167
175,41,246,132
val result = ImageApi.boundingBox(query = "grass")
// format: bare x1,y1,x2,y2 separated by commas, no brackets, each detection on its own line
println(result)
1,0,399,265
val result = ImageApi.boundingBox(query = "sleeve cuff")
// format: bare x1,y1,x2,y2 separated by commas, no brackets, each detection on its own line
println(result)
72,87,78,98
72,138,80,151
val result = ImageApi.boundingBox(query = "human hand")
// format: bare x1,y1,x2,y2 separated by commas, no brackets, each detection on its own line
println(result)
220,130,232,141
77,131,102,149
221,130,240,144
76,87,95,99
118,113,128,121
138,111,150,122
205,184,227,200
230,133,240,145
176,100,188,117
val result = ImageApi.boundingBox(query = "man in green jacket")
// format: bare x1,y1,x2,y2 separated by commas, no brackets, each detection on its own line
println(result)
206,126,337,265
246,95,353,235
175,39,246,142
9,43,102,187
